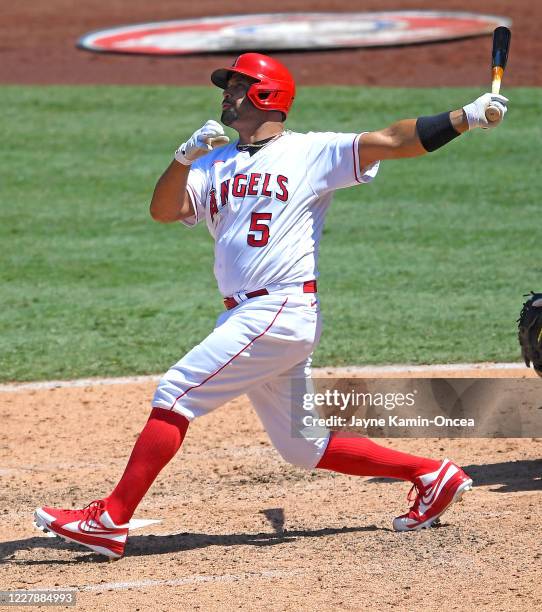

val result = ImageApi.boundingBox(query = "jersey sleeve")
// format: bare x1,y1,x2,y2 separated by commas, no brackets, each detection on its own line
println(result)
181,162,208,228
306,132,380,195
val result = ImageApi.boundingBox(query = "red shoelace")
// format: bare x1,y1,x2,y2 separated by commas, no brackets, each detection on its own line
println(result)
71,500,110,532
406,482,425,513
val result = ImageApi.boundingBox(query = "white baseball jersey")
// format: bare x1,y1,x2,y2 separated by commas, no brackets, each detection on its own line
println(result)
184,131,379,296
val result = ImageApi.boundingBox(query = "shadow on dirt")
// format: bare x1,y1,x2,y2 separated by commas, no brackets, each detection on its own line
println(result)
1,523,383,565
126,523,384,558
367,458,542,492
462,458,542,492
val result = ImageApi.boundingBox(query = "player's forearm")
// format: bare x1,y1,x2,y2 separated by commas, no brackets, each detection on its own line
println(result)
359,118,432,167
150,160,193,223
376,110,467,159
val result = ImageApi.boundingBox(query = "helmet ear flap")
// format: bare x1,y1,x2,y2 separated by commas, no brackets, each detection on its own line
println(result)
247,83,293,118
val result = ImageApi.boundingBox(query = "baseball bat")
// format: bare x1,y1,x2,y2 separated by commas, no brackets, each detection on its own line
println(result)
485,26,511,122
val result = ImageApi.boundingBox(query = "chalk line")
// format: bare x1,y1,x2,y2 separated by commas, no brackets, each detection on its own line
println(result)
41,569,303,593
0,363,529,392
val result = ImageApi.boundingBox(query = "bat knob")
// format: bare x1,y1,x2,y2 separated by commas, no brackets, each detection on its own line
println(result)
485,105,502,122
205,135,230,149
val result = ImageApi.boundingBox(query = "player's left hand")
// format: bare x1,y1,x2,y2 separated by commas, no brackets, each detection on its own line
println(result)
462,93,509,130
174,120,230,165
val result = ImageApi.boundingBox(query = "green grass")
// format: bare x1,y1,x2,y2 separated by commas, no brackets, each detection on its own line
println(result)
1,85,540,381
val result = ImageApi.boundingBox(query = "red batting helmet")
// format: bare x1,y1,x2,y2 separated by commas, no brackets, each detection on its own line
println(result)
211,53,295,117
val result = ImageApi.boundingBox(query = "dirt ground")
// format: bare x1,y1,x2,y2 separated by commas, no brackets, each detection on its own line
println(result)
1,367,541,611
1,0,539,86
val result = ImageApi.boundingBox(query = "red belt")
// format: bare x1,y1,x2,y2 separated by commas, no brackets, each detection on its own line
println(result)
224,280,317,310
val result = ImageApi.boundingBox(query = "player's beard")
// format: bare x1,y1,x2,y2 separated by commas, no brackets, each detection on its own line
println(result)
221,106,239,126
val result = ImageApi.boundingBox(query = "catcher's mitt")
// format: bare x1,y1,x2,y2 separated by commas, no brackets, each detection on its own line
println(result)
518,292,542,377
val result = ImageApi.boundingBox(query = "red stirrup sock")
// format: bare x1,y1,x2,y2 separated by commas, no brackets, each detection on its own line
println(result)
105,407,189,524
317,433,441,482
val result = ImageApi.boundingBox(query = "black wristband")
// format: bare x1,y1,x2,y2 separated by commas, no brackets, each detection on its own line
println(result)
416,112,460,152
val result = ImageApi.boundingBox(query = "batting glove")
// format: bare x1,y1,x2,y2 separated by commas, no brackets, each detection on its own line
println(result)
174,120,230,165
462,93,509,130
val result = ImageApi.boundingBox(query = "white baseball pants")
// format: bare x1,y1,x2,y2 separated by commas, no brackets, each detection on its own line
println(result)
152,287,330,469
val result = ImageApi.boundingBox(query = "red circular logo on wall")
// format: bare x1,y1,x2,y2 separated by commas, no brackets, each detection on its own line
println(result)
77,12,511,55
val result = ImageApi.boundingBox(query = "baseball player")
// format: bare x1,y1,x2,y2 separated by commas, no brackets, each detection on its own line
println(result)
34,53,508,559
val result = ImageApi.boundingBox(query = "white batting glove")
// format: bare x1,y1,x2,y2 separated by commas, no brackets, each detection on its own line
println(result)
174,120,230,165
462,93,509,130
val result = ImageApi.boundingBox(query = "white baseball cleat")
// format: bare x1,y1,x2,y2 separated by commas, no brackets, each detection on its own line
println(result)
393,459,473,532
34,499,128,559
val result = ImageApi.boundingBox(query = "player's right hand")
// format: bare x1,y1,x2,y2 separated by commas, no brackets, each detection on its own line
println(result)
174,120,230,165
462,93,509,130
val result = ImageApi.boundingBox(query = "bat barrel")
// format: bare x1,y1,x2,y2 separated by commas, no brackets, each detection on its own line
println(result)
491,26,511,69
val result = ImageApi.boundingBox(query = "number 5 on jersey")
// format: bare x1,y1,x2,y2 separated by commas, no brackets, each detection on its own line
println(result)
247,212,272,247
